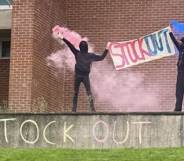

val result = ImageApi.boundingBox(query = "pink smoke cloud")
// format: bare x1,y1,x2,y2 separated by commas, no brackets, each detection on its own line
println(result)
90,62,161,112
47,25,93,72
52,25,89,48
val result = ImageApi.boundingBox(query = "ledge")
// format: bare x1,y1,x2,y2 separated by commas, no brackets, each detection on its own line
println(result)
0,111,184,115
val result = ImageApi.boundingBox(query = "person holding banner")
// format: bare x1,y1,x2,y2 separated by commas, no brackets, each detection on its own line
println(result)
169,25,184,111
58,33,108,112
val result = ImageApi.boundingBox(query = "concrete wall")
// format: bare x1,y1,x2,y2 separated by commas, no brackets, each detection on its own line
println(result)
0,10,11,29
0,113,183,148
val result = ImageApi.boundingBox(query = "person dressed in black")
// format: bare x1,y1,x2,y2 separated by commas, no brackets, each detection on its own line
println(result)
59,35,108,112
169,27,184,111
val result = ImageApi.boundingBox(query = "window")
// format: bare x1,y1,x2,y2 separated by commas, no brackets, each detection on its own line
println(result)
1,41,10,57
0,29,11,59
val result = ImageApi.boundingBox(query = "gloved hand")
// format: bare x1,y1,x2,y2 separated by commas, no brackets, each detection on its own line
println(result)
52,25,64,40
58,31,64,40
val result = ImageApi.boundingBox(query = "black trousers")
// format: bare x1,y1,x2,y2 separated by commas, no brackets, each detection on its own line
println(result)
72,74,95,112
175,70,184,111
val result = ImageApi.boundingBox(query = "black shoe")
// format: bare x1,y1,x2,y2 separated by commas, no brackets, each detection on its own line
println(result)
174,107,182,112
72,108,76,112
174,110,182,112
91,108,96,112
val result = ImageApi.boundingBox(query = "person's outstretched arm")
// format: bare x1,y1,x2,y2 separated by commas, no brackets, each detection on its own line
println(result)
91,49,108,61
169,32,180,50
63,38,78,56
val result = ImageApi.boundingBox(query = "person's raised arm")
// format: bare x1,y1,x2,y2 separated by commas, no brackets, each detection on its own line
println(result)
169,32,180,50
92,49,108,61
63,38,78,56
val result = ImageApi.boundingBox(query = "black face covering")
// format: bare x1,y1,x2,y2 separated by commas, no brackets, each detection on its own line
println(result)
79,41,88,53
181,37,184,44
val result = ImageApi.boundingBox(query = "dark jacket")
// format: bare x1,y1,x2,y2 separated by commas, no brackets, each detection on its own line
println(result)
63,38,108,75
169,32,184,70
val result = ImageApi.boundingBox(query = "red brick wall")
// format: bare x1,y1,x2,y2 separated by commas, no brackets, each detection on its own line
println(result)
0,59,9,111
62,0,184,112
32,0,66,112
6,0,184,112
8,0,66,112
8,0,35,112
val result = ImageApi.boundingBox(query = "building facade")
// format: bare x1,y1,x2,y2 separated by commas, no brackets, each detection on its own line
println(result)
0,0,184,112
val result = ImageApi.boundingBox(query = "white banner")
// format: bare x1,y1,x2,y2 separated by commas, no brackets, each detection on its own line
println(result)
108,27,176,70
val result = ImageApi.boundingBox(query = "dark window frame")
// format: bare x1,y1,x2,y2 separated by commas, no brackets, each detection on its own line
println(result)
0,38,10,59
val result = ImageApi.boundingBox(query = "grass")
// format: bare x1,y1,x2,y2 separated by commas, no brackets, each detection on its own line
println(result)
0,148,184,161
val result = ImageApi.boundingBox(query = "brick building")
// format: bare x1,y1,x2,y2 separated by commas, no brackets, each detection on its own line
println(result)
0,0,183,112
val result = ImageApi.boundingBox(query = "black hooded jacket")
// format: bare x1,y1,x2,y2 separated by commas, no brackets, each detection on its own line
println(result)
169,32,184,70
63,38,108,75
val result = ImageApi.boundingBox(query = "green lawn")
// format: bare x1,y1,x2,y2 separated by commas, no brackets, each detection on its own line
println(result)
0,148,183,161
